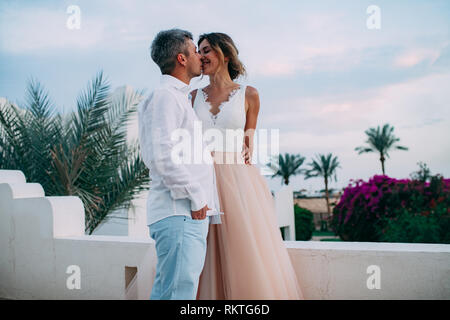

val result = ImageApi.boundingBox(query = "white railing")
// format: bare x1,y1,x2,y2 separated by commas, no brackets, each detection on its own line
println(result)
285,241,449,299
1,170,449,300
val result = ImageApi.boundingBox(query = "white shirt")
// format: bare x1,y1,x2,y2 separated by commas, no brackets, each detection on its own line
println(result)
138,74,223,225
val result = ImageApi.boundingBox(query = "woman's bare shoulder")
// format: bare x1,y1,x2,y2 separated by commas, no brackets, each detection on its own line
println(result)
245,85,258,96
245,85,260,107
245,85,259,101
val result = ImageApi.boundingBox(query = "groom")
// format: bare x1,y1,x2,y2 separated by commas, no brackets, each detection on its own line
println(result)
138,29,221,300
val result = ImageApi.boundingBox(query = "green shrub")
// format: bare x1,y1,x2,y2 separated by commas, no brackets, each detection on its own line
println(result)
379,208,441,243
294,204,315,240
330,174,450,243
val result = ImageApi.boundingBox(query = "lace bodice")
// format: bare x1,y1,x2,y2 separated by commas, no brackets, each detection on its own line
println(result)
192,85,247,152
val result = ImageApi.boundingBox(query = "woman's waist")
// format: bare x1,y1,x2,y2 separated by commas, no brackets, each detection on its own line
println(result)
211,151,246,164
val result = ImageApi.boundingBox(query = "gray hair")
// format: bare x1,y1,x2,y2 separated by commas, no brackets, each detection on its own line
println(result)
150,29,193,74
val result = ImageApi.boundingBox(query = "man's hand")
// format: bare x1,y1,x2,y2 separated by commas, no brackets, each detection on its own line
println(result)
191,205,210,220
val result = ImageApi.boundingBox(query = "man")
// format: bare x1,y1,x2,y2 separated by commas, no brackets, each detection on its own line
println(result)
138,29,222,300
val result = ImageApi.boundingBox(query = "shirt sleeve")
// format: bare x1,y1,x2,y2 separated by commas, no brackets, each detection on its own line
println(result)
138,89,207,211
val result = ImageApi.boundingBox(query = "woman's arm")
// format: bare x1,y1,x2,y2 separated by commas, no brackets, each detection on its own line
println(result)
243,86,260,164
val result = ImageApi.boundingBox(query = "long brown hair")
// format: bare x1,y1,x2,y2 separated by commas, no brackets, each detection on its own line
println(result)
198,32,246,80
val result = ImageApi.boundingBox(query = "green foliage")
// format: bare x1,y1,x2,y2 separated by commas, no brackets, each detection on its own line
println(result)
304,153,340,183
354,123,408,175
331,174,450,243
409,161,432,183
379,176,450,243
294,204,315,241
379,208,442,243
0,72,150,234
354,123,409,157
267,153,306,185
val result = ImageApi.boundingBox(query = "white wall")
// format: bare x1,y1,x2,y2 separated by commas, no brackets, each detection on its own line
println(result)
1,169,449,300
286,241,450,300
273,185,296,240
127,191,150,238
0,170,156,300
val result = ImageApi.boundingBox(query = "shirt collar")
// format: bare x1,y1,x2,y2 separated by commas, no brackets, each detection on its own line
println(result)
160,74,191,95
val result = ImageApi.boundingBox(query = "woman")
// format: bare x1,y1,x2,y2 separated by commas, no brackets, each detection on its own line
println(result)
190,32,304,300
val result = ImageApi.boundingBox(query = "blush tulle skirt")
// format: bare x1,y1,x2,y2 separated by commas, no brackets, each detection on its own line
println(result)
196,151,304,300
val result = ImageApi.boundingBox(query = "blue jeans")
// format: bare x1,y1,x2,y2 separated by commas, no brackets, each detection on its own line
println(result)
148,215,209,300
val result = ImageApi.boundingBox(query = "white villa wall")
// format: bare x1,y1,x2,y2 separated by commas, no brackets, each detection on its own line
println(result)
127,191,150,238
273,185,296,240
0,170,155,300
286,241,450,300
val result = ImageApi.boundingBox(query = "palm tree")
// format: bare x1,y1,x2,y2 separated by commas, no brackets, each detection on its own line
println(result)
304,153,341,231
0,71,150,234
409,161,432,183
266,153,306,185
355,123,408,175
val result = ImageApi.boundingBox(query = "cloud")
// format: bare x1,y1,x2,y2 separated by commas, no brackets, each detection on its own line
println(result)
0,6,107,53
394,48,441,68
256,71,450,163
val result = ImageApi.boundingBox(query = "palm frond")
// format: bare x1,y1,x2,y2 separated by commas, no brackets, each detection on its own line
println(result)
305,153,341,182
1,72,150,235
266,152,306,185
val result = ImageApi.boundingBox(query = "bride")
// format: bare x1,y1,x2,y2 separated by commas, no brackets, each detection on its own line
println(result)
190,32,304,299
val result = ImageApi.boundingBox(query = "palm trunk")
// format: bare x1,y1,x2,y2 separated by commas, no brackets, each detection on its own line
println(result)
380,154,385,175
323,177,330,231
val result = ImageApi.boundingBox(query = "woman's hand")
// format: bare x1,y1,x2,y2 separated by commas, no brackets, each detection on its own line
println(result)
241,144,252,165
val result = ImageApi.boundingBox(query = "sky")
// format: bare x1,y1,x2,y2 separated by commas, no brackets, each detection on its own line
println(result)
1,0,449,195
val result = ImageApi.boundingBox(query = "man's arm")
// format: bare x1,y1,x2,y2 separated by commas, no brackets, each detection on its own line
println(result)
138,89,207,211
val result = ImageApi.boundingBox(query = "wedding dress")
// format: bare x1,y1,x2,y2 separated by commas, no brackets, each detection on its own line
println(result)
192,84,304,300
